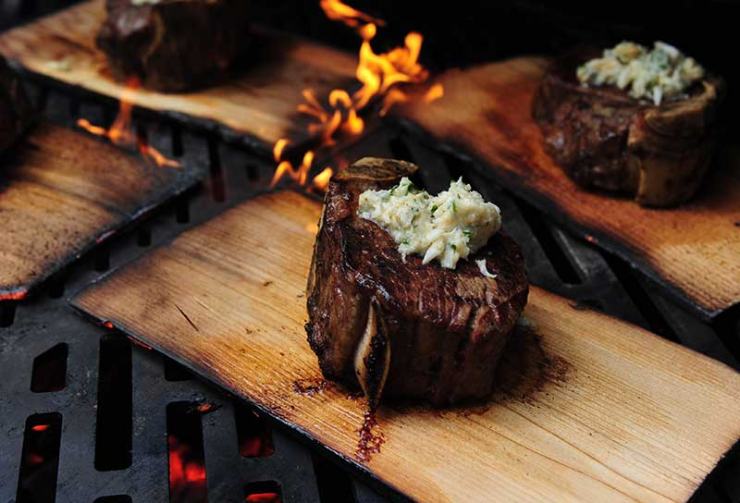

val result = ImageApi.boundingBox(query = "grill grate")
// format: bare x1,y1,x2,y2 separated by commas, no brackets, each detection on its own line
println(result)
1,2,739,503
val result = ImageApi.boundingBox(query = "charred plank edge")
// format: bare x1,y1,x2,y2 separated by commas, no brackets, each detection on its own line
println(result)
67,302,413,503
389,115,732,322
5,62,273,158
0,120,204,300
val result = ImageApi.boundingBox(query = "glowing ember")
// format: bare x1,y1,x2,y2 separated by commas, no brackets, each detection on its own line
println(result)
270,0,442,191
0,290,27,301
77,77,180,169
246,493,282,503
127,336,154,351
26,453,44,465
196,403,216,414
168,436,207,498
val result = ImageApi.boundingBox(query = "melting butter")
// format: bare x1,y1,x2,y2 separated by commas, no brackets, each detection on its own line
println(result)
358,177,501,269
577,41,705,105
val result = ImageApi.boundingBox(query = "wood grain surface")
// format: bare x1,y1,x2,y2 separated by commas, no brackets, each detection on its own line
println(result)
0,0,358,154
392,57,740,320
71,190,740,503
0,121,200,299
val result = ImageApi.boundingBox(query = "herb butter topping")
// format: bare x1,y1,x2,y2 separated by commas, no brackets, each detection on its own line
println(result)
358,177,501,269
577,41,705,105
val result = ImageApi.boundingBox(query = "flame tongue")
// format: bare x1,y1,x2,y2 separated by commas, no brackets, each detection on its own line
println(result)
320,0,385,30
270,0,443,192
77,77,180,169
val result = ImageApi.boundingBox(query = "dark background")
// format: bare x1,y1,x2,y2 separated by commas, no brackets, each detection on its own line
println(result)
252,0,740,128
4,0,737,115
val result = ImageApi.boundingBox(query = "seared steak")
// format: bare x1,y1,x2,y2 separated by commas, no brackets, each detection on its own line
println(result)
306,158,529,408
96,0,251,92
0,55,32,157
532,49,723,207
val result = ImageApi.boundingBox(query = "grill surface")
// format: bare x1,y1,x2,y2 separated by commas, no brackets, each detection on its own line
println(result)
1,2,740,503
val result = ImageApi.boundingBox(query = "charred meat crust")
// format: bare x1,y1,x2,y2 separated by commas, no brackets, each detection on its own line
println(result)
96,0,251,92
532,48,724,207
0,55,32,157
306,158,529,406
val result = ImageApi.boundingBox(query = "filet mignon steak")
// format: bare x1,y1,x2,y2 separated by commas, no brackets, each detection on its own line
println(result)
0,55,32,158
306,158,529,408
96,0,251,92
532,50,723,207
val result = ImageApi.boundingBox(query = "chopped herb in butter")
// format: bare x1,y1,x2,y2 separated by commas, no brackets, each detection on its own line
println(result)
358,177,502,269
576,41,705,105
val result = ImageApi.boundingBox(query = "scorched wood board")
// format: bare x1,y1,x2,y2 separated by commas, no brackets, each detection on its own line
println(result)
0,0,358,156
0,120,202,300
391,57,740,321
71,190,740,503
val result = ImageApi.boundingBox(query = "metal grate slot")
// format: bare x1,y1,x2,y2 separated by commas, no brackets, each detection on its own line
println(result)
94,496,133,503
207,136,227,203
137,227,152,247
0,301,16,327
312,453,356,503
601,252,681,342
512,197,584,285
16,413,63,503
235,402,274,458
95,335,133,471
47,274,66,299
93,247,111,273
168,402,209,503
164,356,195,382
30,342,68,393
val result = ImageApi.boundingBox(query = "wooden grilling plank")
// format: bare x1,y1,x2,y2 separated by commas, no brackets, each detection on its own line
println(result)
0,120,202,298
72,190,740,503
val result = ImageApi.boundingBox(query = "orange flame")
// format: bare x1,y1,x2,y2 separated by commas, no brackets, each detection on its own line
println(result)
77,77,180,169
320,0,384,29
270,0,442,192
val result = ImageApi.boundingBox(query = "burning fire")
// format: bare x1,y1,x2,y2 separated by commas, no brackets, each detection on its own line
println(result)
77,77,181,169
270,0,443,191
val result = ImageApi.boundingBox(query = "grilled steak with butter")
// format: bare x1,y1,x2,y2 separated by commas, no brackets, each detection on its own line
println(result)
306,158,529,408
532,42,723,207
0,55,32,158
96,0,251,92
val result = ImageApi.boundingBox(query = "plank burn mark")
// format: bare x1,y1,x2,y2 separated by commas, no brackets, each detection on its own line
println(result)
175,304,200,333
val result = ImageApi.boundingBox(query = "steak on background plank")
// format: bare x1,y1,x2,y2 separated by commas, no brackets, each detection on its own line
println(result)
532,48,724,207
306,158,529,408
96,0,251,92
0,55,32,157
